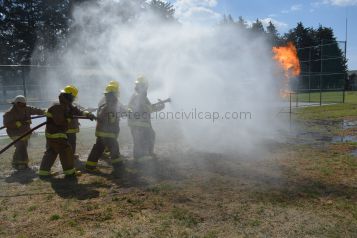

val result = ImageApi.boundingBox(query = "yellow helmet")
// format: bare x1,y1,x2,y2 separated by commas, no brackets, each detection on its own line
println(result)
61,85,78,97
105,84,119,94
135,76,148,88
109,80,120,88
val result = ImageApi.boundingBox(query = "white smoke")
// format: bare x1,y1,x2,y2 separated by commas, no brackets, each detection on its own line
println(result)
43,0,286,155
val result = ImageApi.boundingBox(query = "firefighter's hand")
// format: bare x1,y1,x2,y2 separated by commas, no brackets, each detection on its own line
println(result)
87,113,96,121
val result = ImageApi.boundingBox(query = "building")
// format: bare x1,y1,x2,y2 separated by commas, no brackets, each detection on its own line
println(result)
348,70,357,91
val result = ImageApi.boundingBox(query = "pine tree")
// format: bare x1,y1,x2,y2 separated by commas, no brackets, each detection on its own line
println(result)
315,25,347,89
237,16,247,29
149,0,175,21
220,14,234,25
0,0,41,64
266,21,280,46
251,19,265,34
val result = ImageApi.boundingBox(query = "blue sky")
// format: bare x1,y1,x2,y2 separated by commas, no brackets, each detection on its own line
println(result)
168,0,357,70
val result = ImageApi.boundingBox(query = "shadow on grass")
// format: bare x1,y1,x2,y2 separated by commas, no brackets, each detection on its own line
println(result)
4,168,37,184
49,177,104,200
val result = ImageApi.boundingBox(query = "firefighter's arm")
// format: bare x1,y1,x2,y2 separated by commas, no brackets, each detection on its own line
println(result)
96,106,106,123
150,98,165,112
3,113,20,129
151,102,165,112
72,105,96,121
117,103,129,118
28,106,46,116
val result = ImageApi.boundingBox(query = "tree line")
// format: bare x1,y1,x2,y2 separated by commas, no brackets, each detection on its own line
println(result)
0,1,349,90
221,15,348,90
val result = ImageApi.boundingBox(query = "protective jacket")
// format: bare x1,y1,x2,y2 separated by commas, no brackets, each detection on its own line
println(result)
67,106,90,134
46,104,86,139
3,105,45,139
128,92,164,128
95,95,126,139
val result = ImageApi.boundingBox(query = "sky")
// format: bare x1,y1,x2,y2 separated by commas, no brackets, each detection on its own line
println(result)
167,0,357,70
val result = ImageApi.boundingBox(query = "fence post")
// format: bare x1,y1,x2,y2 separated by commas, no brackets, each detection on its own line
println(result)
343,90,346,103
343,40,347,104
308,47,312,103
319,40,323,106
22,68,27,97
289,92,292,115
296,91,298,107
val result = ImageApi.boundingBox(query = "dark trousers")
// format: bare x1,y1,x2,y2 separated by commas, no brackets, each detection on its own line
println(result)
130,127,155,159
87,137,120,167
12,140,29,166
39,138,74,173
67,133,77,154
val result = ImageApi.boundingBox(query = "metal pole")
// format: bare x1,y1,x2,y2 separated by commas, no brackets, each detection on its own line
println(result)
320,40,323,106
343,40,347,103
308,47,312,103
343,17,348,103
22,68,27,97
296,91,298,107
289,93,292,115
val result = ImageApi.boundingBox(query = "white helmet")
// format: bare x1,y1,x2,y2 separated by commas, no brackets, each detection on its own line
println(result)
12,95,26,104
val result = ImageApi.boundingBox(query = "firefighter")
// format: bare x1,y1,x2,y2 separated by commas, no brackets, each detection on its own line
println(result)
128,76,165,160
3,95,45,170
98,80,119,108
85,83,126,174
38,85,95,178
98,80,121,161
67,97,94,165
67,111,80,162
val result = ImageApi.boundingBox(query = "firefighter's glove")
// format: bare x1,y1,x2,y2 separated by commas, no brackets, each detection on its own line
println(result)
87,113,96,121
156,103,165,111
15,121,22,128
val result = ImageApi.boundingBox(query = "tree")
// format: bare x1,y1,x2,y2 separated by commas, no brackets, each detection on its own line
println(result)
266,21,280,46
283,22,347,90
237,16,248,29
251,19,265,34
0,0,41,65
149,0,175,21
315,25,347,89
220,14,234,25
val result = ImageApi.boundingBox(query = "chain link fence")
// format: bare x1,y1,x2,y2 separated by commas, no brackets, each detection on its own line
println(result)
0,65,120,111
290,40,347,107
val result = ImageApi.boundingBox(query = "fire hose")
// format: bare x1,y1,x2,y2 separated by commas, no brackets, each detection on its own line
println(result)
0,105,97,131
0,115,46,130
0,116,96,155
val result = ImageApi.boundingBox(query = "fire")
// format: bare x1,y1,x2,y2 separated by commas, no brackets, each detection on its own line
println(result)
272,42,301,98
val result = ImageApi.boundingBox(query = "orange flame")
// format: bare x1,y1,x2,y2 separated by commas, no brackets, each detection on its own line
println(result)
272,42,301,98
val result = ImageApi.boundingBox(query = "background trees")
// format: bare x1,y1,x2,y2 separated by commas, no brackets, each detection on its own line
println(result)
0,0,175,65
0,1,348,91
220,15,347,90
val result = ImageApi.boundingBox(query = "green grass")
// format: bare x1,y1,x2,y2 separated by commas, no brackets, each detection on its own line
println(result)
296,103,357,120
290,90,357,104
50,214,61,221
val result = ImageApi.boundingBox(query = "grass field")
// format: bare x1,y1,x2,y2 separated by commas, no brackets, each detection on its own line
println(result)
289,90,357,104
0,97,357,237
